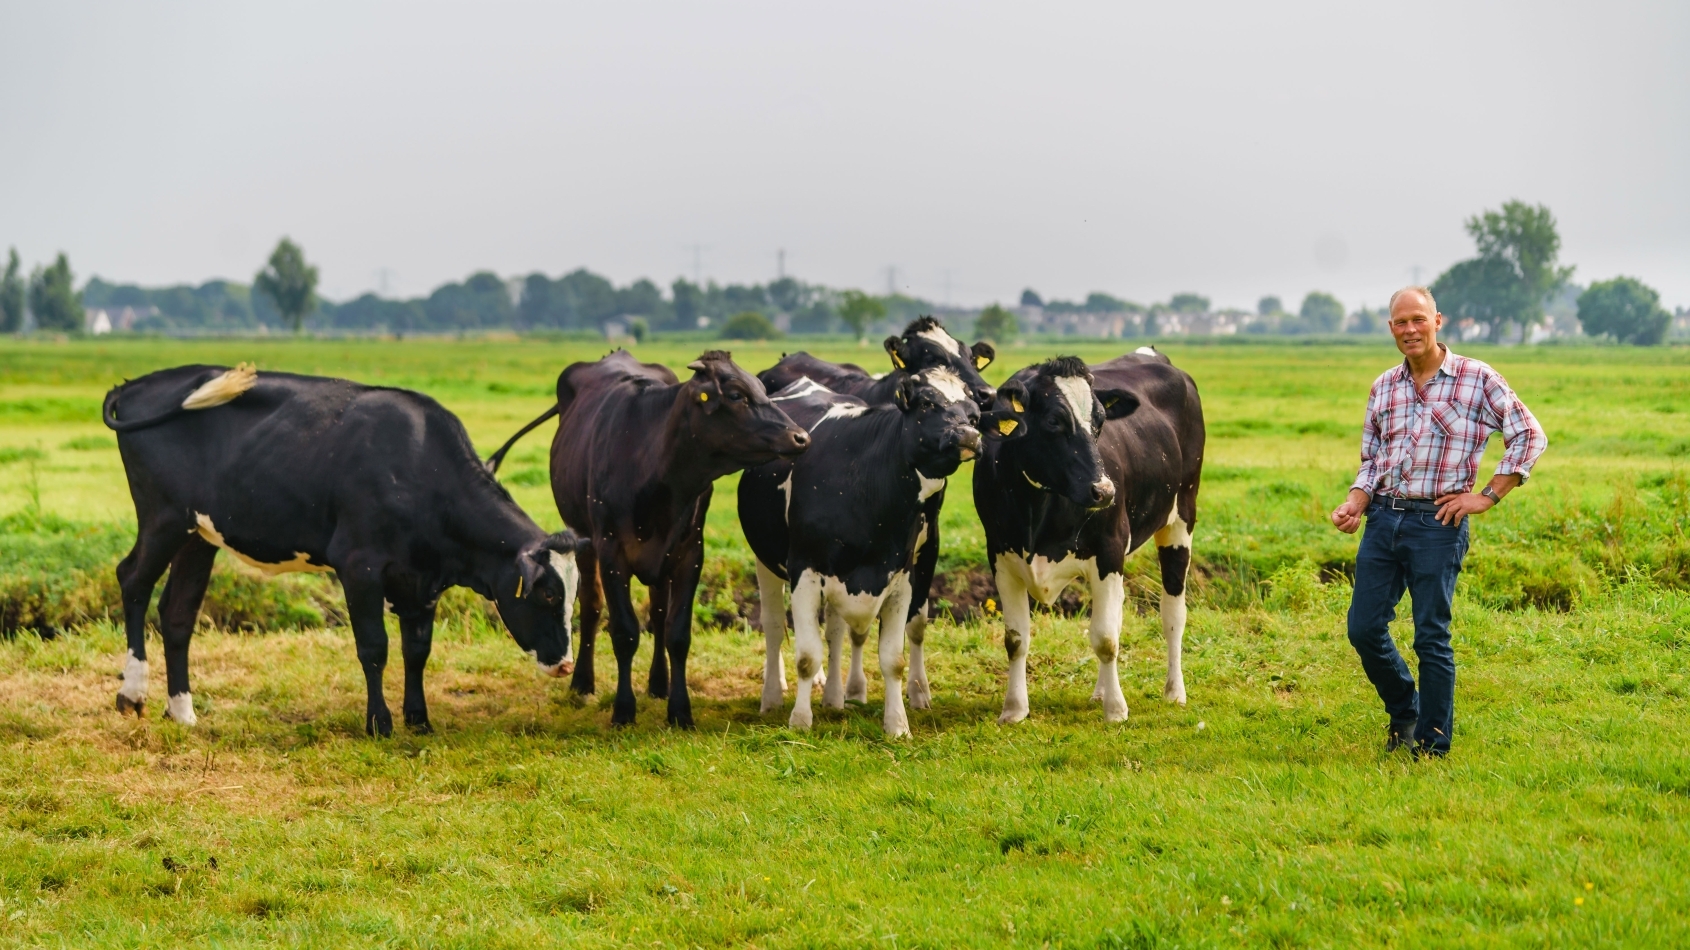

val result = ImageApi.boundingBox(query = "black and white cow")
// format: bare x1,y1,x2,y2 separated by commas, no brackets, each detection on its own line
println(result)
486,350,809,729
103,364,588,736
738,370,981,735
973,349,1204,723
756,316,997,695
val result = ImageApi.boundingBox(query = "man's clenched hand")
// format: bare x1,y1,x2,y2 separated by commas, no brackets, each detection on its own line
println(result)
1331,488,1371,535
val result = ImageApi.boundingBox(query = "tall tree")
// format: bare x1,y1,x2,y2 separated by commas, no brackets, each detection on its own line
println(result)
974,303,1018,342
0,248,24,333
837,290,886,341
27,253,83,332
1577,276,1670,345
1168,293,1209,314
1019,289,1044,308
1299,291,1346,333
1257,295,1282,316
1433,200,1573,342
254,238,320,333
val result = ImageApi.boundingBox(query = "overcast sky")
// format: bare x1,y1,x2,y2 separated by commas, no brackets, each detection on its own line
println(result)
3,1,1686,311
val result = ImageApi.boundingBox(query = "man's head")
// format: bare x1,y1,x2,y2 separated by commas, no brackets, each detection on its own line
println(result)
1388,286,1444,362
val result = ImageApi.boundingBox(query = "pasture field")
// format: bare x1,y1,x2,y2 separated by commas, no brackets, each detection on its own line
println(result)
1,336,1688,948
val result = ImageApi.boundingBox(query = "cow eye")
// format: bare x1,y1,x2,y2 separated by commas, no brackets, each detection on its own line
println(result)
725,389,745,402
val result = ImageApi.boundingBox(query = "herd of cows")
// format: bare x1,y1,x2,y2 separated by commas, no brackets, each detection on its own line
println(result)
99,318,1205,737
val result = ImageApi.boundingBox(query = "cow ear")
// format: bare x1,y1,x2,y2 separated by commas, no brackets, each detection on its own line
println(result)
883,335,908,370
894,376,917,410
971,341,995,371
516,546,549,600
999,380,1028,415
1095,388,1140,420
981,409,1028,439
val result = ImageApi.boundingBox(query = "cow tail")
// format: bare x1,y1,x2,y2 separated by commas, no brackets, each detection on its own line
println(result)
102,387,188,433
485,403,560,474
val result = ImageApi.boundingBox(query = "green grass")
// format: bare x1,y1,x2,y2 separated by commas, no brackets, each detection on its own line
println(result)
1,336,1688,947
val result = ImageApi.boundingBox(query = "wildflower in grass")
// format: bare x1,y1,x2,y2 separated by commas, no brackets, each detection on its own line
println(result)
984,598,998,616
1575,897,1584,906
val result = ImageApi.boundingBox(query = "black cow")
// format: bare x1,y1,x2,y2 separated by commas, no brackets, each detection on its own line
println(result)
486,350,808,728
972,348,1205,724
738,371,981,736
103,364,588,736
756,316,997,698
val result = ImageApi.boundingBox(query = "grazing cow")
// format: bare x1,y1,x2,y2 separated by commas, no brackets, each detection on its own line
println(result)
103,364,588,736
972,349,1204,723
756,316,997,695
486,350,809,728
739,370,981,736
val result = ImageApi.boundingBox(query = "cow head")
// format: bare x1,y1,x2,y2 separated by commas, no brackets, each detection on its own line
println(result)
894,368,983,480
495,530,593,677
884,316,996,409
981,356,1139,510
682,350,810,465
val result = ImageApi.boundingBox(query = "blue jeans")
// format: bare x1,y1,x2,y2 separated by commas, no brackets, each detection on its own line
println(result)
1346,504,1470,754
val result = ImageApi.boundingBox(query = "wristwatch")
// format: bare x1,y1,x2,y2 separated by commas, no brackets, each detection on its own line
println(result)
1480,485,1502,505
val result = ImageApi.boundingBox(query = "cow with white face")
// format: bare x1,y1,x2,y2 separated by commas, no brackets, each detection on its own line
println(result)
973,351,1205,724
739,369,982,736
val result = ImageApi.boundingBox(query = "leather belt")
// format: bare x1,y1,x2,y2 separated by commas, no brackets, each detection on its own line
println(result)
1374,496,1440,513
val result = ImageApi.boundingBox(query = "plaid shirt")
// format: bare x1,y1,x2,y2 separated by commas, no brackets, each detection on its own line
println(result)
1352,346,1547,500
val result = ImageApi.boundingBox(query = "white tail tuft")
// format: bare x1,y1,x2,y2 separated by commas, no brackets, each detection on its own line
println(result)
182,363,258,410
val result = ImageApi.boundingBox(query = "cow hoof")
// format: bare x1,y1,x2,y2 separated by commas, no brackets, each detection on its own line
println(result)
667,712,695,730
165,693,197,727
907,679,931,710
406,718,433,735
1090,684,1106,702
998,707,1029,725
366,710,393,738
759,692,785,715
1103,703,1129,723
1164,686,1187,705
812,671,827,690
115,693,145,718
883,715,910,738
788,708,813,730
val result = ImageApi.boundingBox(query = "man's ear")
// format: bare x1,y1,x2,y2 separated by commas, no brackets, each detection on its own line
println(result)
883,335,907,370
971,341,995,371
981,409,1028,439
1095,388,1140,420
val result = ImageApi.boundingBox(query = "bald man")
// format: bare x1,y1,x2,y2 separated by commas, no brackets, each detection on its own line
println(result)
1330,287,1547,758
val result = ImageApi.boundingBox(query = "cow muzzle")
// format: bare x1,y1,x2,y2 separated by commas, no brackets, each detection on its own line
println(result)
955,426,982,461
1087,479,1117,510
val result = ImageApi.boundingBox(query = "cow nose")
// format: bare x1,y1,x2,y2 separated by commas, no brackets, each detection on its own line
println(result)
1088,479,1116,509
956,426,981,460
790,429,810,449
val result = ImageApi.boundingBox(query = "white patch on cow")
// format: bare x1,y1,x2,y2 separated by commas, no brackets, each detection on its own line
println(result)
993,551,1128,723
778,472,793,519
904,607,931,709
918,474,946,502
917,325,967,358
788,569,912,736
911,515,929,554
995,550,1097,607
870,372,888,381
530,649,572,677
1053,374,1094,426
772,377,831,401
1154,504,1192,549
756,559,790,713
1152,503,1192,704
181,363,257,410
165,692,197,726
193,513,332,577
1088,571,1128,721
813,402,868,429
548,550,580,640
922,368,969,404
1135,346,1158,356
119,650,148,704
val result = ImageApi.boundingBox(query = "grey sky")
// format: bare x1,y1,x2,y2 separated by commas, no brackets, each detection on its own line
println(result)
3,1,1686,311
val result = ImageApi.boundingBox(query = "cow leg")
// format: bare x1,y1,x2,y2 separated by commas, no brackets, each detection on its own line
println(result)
822,605,847,709
342,575,393,737
112,521,187,717
156,537,217,726
647,576,670,700
755,559,788,713
1155,512,1194,705
845,620,869,704
996,560,1033,724
905,606,931,710
877,575,913,738
398,606,437,733
596,558,644,727
660,537,706,729
569,547,604,696
788,571,823,730
905,493,943,710
1087,568,1128,722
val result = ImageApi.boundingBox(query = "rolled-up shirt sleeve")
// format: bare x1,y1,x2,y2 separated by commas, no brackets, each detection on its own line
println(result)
1351,382,1383,496
1481,371,1547,482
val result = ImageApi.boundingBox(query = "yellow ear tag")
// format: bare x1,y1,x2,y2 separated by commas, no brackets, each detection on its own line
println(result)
699,392,709,402
998,418,1018,435
1010,396,1024,413
515,575,524,598
891,352,905,369
975,355,990,370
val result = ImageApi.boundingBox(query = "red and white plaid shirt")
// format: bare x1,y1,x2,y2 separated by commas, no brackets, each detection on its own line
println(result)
1353,346,1547,500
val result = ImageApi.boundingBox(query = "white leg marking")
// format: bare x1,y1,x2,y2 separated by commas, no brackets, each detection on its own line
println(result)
845,627,868,703
118,650,149,705
878,575,913,737
1089,570,1128,722
1154,507,1192,705
165,692,197,726
823,606,847,709
905,608,931,710
755,559,789,713
995,556,1033,724
788,571,824,730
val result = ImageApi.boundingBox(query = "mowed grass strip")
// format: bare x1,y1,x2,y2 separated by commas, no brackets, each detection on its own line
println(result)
0,337,1687,947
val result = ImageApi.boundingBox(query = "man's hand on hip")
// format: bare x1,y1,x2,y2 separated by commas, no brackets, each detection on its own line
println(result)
1331,488,1371,535
1433,491,1495,525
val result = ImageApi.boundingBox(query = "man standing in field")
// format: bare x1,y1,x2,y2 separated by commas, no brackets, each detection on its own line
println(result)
1330,286,1547,758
